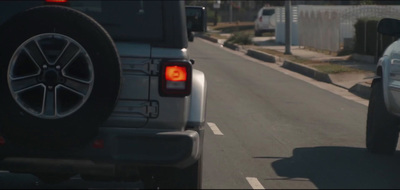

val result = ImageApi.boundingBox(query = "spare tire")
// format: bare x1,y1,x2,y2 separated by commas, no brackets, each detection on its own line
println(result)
0,6,121,148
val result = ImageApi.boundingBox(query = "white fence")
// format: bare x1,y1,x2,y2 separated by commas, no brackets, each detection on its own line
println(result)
275,5,400,52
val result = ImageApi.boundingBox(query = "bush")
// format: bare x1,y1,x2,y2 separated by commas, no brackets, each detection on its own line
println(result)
225,32,253,45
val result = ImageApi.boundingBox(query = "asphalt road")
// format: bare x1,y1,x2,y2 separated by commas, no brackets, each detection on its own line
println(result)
2,38,400,189
191,38,400,189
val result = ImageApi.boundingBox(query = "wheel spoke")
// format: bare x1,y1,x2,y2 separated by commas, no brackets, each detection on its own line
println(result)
10,76,40,93
62,52,93,83
62,78,90,96
43,89,56,116
24,40,48,67
56,42,80,69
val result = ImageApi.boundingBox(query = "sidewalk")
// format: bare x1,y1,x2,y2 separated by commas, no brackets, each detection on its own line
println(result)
198,34,376,100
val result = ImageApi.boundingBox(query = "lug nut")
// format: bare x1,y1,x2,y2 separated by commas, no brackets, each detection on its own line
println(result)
56,65,61,70
43,65,48,69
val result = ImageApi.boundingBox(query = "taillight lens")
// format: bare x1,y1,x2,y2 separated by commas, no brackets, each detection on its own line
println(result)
165,66,187,82
160,61,192,97
45,0,69,5
45,0,68,2
259,16,262,22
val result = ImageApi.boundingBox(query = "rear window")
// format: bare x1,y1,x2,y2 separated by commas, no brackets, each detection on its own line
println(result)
70,0,164,42
262,9,275,16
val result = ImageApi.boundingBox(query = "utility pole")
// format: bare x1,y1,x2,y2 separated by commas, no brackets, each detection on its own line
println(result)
284,0,292,55
213,0,220,26
229,0,233,23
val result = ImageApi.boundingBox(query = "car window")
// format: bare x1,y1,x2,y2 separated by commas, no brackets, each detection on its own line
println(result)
262,9,275,16
70,0,164,42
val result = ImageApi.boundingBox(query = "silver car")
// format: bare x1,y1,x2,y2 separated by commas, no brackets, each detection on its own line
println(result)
254,6,276,37
366,18,400,156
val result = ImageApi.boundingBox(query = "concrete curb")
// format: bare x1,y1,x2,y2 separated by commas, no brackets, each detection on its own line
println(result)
197,34,371,99
246,49,276,63
349,82,371,99
282,60,332,83
197,35,218,43
223,42,241,51
197,35,242,51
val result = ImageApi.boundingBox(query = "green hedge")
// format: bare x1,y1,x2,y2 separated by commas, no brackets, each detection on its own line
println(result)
354,18,397,56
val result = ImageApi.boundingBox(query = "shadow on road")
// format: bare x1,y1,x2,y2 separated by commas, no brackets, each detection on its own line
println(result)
258,146,400,189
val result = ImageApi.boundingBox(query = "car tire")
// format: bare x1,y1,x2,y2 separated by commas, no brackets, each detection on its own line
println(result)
0,6,121,149
366,79,400,154
140,158,203,189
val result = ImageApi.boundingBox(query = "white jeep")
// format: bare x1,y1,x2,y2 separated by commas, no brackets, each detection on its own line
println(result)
0,1,207,189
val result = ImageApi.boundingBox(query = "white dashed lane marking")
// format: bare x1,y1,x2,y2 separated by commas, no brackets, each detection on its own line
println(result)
246,177,265,189
207,122,223,135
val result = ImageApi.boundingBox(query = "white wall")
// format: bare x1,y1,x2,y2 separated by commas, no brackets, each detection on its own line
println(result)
275,5,400,52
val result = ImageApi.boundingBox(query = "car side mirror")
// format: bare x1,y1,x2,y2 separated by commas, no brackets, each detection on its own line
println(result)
186,6,207,32
378,18,400,37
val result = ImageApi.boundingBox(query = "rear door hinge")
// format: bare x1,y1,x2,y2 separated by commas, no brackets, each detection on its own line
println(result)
146,101,159,118
150,60,160,75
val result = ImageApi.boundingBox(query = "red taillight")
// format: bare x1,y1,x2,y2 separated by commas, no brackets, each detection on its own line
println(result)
160,61,192,97
45,0,68,5
259,16,262,22
165,66,187,82
45,0,67,2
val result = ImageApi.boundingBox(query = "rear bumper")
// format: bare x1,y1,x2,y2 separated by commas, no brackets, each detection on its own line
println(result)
0,126,204,174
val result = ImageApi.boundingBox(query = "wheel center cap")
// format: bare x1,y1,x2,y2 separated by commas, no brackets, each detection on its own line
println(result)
43,69,60,86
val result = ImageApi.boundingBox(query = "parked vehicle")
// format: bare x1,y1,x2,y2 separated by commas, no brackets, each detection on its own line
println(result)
366,18,400,155
186,5,206,42
254,6,276,37
0,0,207,189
